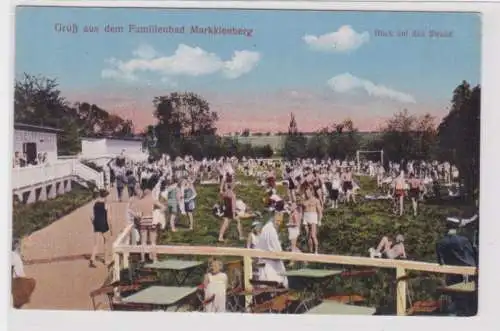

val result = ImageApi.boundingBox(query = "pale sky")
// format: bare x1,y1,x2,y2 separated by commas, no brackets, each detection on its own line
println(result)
16,7,480,133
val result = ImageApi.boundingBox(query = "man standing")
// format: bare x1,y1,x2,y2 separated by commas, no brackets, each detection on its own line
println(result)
436,217,478,316
255,212,288,288
115,166,126,202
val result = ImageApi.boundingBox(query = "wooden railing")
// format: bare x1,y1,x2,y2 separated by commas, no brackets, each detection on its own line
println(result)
112,224,477,316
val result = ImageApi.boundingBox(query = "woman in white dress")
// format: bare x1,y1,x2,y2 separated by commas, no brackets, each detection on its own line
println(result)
204,258,228,313
256,214,289,287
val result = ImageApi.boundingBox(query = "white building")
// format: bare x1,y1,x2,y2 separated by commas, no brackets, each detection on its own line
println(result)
12,123,105,204
13,123,61,163
81,136,145,157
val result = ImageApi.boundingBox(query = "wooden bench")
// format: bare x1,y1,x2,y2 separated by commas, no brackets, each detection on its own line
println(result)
407,300,441,315
324,294,366,304
250,294,292,314
90,284,141,311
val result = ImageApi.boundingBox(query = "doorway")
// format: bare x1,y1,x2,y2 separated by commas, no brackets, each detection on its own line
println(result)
23,142,37,165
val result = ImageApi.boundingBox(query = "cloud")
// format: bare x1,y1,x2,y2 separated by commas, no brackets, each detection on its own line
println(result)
132,44,158,59
101,44,261,82
101,58,138,82
303,25,369,52
223,50,262,79
327,73,416,103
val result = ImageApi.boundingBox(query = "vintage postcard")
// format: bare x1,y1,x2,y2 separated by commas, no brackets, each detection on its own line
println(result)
11,3,480,318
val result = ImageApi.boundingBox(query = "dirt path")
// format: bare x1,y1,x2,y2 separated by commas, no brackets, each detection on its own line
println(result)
21,189,137,310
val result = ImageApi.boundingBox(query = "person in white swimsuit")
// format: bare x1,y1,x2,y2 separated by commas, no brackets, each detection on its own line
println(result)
301,187,323,254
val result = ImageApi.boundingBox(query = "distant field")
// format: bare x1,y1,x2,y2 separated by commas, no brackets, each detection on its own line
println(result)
230,132,383,151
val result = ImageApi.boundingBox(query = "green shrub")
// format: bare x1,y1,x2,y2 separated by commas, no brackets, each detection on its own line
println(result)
82,161,103,172
12,186,94,239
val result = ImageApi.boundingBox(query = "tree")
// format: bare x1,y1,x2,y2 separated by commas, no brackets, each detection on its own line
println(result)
288,112,298,135
375,109,437,162
15,74,81,155
152,92,218,157
415,113,438,159
14,74,69,127
325,119,360,160
241,128,250,137
437,81,480,200
15,74,139,155
283,113,307,159
254,144,274,158
306,132,329,159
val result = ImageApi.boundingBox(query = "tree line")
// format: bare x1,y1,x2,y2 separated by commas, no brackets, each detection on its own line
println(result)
15,74,479,198
15,74,135,155
281,81,480,199
141,92,274,159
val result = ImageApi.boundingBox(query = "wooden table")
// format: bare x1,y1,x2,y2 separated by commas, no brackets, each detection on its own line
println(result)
437,281,477,316
122,286,198,311
284,268,343,296
305,301,376,315
143,260,205,285
283,268,344,312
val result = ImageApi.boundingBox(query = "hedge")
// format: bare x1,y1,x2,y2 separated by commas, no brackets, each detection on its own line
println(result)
12,186,95,239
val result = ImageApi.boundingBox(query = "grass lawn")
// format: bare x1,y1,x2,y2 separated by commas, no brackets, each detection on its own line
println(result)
12,186,95,239
156,173,475,314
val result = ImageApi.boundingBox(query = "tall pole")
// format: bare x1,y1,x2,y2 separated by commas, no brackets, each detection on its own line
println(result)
381,150,384,167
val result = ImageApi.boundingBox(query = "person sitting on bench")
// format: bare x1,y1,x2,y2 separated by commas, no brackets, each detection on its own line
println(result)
369,234,407,259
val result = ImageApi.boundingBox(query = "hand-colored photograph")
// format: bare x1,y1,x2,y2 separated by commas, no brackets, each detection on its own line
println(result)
11,5,479,316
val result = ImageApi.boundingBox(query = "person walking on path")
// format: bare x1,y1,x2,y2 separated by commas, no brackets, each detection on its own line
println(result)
89,190,113,268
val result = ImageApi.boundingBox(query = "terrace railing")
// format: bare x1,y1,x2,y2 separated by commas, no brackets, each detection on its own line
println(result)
112,224,477,316
12,160,75,190
73,161,105,189
12,159,106,191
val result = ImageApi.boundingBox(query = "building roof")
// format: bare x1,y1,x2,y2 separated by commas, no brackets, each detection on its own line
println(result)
14,122,63,134
82,136,143,142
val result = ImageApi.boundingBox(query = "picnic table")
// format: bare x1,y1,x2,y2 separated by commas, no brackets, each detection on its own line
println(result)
436,281,477,316
143,259,205,285
122,286,198,311
438,281,476,294
284,268,343,297
305,301,376,315
283,268,343,312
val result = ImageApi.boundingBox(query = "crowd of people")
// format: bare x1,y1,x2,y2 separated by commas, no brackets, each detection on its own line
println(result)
11,150,478,315
12,151,49,168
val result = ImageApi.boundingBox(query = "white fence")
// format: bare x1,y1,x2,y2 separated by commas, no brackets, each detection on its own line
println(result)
12,159,104,190
12,160,74,189
73,161,105,188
